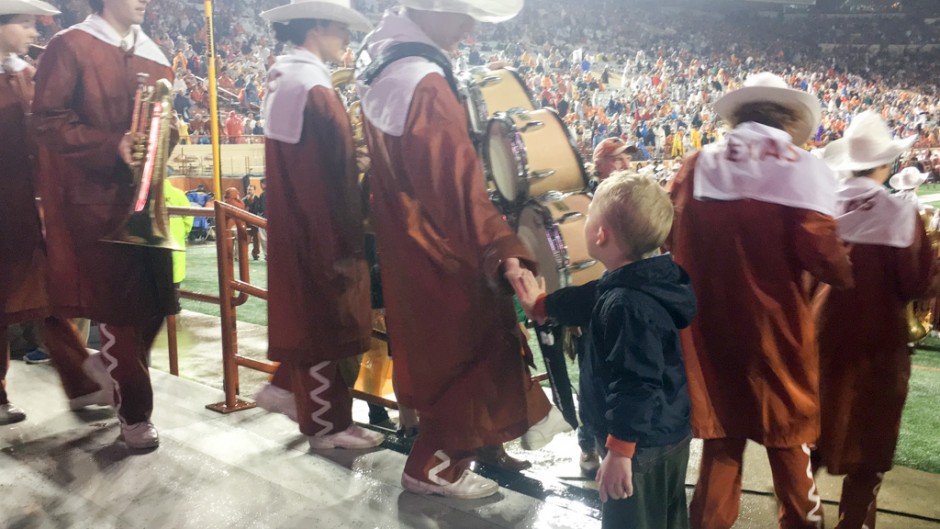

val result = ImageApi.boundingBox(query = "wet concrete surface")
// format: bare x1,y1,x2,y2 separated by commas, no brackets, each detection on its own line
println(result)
1,310,937,528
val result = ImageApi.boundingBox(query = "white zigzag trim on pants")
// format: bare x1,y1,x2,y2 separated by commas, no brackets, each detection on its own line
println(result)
428,450,452,486
98,324,125,426
307,362,334,435
801,443,823,526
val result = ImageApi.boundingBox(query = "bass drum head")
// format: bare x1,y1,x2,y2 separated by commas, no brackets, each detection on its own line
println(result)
522,109,590,198
484,117,525,205
479,68,535,117
516,202,564,294
543,193,604,287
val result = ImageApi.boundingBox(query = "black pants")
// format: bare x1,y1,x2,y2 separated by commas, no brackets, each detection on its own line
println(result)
602,436,691,529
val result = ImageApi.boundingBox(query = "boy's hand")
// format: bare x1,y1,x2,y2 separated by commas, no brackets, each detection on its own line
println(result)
510,270,548,323
596,451,633,503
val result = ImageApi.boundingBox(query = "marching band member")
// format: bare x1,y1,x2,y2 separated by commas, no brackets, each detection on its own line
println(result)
0,0,59,425
253,0,383,451
888,165,929,211
356,0,569,499
1,0,115,424
32,0,177,449
668,73,853,529
816,111,936,529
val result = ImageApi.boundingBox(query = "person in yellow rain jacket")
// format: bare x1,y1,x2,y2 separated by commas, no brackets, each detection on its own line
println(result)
164,180,193,309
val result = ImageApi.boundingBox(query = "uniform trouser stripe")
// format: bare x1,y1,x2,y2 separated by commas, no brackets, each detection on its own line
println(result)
307,361,334,435
97,324,124,425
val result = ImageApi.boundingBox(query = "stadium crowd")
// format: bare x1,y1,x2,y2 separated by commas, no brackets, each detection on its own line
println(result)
30,0,940,163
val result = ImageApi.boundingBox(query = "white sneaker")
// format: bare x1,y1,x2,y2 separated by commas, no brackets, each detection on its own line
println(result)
307,425,384,450
401,469,499,499
0,403,26,425
121,421,160,449
254,384,297,422
520,407,573,451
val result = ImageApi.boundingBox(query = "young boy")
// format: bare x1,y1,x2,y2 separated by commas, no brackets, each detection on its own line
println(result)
513,173,696,528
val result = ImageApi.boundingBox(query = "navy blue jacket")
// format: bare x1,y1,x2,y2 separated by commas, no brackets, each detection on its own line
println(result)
545,254,696,449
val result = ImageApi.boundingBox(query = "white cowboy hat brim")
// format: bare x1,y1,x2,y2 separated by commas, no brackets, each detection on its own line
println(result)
399,0,523,23
260,1,373,32
713,85,821,145
823,134,917,172
0,0,60,16
889,168,929,190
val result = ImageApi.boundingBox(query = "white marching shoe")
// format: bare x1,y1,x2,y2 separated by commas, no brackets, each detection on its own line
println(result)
307,424,384,450
121,421,160,449
254,384,298,422
69,353,115,411
0,402,27,424
401,469,499,499
520,407,572,451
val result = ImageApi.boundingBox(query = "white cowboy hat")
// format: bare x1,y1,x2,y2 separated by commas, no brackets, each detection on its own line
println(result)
889,166,929,190
0,0,59,16
713,72,821,145
399,0,523,23
260,0,372,33
822,111,917,172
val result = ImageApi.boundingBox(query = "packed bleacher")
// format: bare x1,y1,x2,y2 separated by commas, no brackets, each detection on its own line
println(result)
32,0,940,164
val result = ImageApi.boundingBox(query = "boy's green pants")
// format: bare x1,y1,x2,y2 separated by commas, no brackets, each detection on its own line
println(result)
601,436,691,529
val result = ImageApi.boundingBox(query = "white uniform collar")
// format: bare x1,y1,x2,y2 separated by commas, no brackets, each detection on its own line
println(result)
68,14,170,67
357,9,447,137
836,176,917,248
262,46,333,144
694,122,837,216
1,53,28,74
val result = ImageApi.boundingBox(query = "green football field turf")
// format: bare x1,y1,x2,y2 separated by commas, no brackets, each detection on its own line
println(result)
177,242,940,474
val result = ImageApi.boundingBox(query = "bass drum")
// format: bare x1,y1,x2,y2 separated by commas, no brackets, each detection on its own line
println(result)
463,67,534,137
484,109,588,207
516,192,604,294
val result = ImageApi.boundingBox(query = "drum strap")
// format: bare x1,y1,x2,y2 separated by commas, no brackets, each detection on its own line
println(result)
357,42,460,98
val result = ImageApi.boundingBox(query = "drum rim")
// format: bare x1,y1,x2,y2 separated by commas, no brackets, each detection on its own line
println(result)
484,108,591,208
464,67,534,135
483,112,530,208
517,197,578,290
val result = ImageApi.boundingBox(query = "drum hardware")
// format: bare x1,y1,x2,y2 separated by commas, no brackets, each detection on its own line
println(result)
568,259,598,271
478,75,503,87
559,211,583,223
519,120,544,133
528,169,556,180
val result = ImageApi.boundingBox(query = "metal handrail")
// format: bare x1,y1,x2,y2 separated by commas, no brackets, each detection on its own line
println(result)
169,200,400,414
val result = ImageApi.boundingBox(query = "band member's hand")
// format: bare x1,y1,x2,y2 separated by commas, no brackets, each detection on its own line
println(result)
510,269,548,323
596,452,633,503
119,132,145,166
502,257,525,281
333,258,360,280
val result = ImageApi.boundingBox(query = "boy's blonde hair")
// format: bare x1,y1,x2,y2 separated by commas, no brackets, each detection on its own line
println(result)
593,172,674,260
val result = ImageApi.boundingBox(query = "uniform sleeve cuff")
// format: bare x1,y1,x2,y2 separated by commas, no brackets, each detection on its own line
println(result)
606,435,636,458
533,294,549,322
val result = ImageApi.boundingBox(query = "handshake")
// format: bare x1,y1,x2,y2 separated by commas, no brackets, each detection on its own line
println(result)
502,257,549,325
